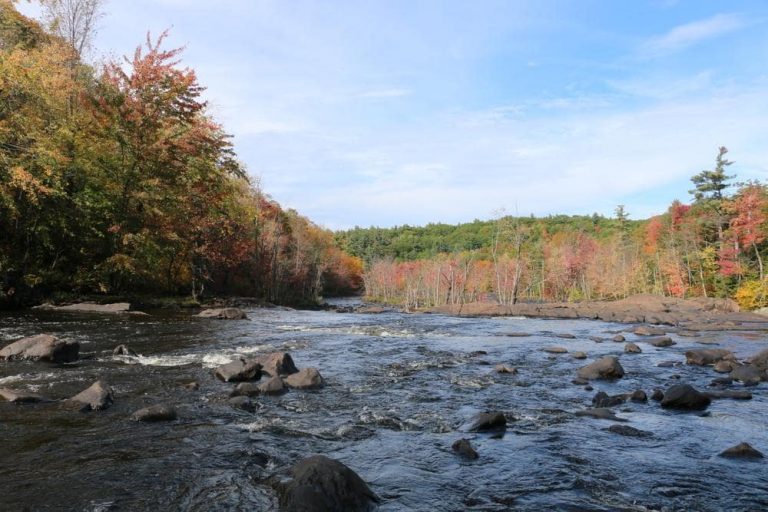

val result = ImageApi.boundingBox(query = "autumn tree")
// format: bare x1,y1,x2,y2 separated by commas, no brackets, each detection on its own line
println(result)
40,0,104,59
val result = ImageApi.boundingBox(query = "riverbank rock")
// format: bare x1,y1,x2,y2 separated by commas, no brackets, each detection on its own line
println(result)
254,352,299,377
279,455,379,512
34,302,132,314
625,343,642,354
214,358,262,382
197,308,247,320
660,384,711,410
452,438,479,460
284,368,324,389
69,380,113,411
577,356,625,380
647,336,676,347
468,412,507,432
131,404,177,422
113,344,138,357
0,388,48,403
685,349,734,366
0,334,80,363
719,442,764,460
730,365,764,386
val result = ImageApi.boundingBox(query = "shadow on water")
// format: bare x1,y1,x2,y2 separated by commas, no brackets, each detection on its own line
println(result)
1,305,767,511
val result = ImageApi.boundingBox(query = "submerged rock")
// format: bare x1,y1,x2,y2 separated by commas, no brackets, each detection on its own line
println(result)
625,343,642,353
577,356,625,380
254,352,299,377
575,408,628,422
705,390,752,400
228,396,258,412
555,333,576,339
183,381,200,391
0,334,80,363
494,364,517,374
113,344,138,357
279,455,379,512
592,391,625,408
452,438,479,460
69,380,114,411
718,442,764,460
197,308,247,320
468,412,508,432
0,387,48,403
571,351,587,360
284,368,324,390
651,389,664,401
661,384,711,410
131,404,177,422
543,346,567,354
605,424,653,438
214,359,262,382
633,326,667,336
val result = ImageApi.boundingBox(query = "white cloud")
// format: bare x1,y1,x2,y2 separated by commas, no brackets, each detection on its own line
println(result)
641,13,747,56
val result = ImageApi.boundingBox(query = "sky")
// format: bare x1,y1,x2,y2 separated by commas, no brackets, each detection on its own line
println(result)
18,0,768,229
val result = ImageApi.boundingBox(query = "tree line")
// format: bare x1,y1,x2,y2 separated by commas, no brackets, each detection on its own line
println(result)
347,148,767,310
0,2,362,308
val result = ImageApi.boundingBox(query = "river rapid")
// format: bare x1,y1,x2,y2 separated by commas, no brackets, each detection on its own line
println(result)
1,299,767,511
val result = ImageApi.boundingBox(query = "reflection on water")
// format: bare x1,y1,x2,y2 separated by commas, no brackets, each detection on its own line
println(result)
1,303,767,511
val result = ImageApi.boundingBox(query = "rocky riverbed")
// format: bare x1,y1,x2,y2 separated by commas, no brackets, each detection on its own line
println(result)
1,299,767,511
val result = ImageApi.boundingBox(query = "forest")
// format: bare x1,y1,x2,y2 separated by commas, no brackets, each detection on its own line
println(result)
340,148,768,311
0,2,362,308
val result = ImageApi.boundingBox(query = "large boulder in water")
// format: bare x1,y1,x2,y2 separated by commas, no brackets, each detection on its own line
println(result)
685,349,734,366
730,365,765,386
661,384,711,410
284,368,324,390
577,356,625,380
69,380,113,411
254,352,299,377
197,308,247,320
719,442,764,460
0,334,79,363
214,359,262,382
279,455,379,512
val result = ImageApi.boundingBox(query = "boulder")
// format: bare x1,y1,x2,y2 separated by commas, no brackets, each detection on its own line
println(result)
214,359,262,382
468,412,507,432
605,425,653,438
254,352,299,377
685,349,734,366
555,333,576,339
660,384,711,410
0,334,79,363
113,344,138,357
258,376,287,396
634,326,666,336
747,348,768,369
284,368,324,390
571,351,587,360
34,302,132,314
577,356,625,380
543,347,567,354
0,388,48,403
730,365,764,386
592,391,625,408
589,336,605,343
709,377,733,387
714,360,739,373
651,388,664,401
452,438,479,460
231,382,261,397
705,390,752,400
197,308,247,320
494,364,517,374
647,336,676,347
131,404,177,422
612,335,625,343
625,343,642,354
279,455,379,512
69,380,113,411
629,390,648,402
719,442,764,460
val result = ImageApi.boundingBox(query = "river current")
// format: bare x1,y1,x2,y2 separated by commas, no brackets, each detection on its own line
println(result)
1,299,767,511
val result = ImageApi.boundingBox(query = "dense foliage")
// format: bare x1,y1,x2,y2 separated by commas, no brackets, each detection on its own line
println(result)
344,156,768,310
0,3,361,307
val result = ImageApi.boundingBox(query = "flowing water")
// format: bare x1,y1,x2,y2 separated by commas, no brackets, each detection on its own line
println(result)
1,299,767,511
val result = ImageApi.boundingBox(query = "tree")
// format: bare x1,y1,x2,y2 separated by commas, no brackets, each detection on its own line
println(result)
40,0,104,58
690,147,735,203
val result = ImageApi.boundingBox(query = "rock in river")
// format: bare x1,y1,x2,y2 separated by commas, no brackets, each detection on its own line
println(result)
624,343,642,354
685,349,734,366
577,356,625,380
543,346,568,354
575,408,628,422
0,388,48,403
196,308,247,320
279,455,379,512
452,438,479,460
131,404,177,422
257,376,288,396
254,352,299,377
284,368,325,390
605,424,653,438
113,344,138,357
660,384,711,410
69,380,114,411
214,358,262,382
0,334,80,363
647,336,676,347
730,365,765,387
494,364,517,374
718,442,764,460
468,412,508,432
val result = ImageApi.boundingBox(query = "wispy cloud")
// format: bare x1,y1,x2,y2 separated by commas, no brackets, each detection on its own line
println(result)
641,13,746,56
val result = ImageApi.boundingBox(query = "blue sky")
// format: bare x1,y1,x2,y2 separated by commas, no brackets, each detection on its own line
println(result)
19,0,768,228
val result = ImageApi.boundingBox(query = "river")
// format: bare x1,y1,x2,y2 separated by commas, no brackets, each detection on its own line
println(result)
1,299,767,511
